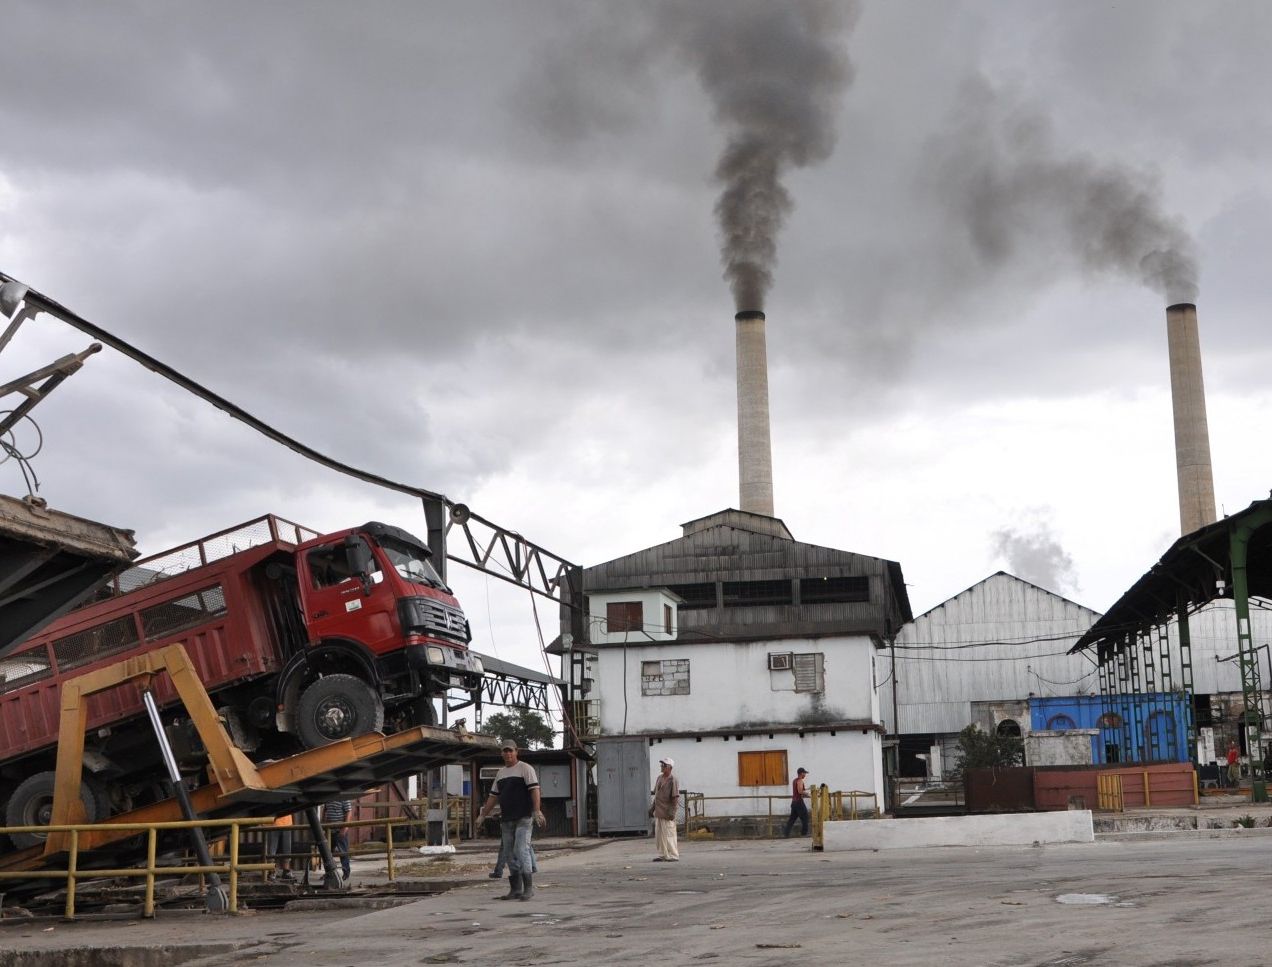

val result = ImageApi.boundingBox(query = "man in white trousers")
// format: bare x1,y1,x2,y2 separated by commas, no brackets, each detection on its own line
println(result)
649,757,680,862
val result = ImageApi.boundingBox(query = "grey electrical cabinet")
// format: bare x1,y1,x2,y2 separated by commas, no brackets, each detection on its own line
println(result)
596,737,651,834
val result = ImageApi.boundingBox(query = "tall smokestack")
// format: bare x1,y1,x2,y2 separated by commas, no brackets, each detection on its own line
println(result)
735,310,774,517
1166,303,1217,535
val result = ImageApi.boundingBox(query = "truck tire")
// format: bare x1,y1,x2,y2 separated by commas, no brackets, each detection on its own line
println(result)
296,674,384,748
5,771,107,849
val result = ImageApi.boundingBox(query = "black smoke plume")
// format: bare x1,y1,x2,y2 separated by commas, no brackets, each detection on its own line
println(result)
662,1,859,310
933,79,1199,303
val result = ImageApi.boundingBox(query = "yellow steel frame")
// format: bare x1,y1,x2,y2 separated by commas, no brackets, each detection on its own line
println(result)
47,643,266,854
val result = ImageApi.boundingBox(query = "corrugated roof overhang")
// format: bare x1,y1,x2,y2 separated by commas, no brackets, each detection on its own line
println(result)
1071,496,1272,659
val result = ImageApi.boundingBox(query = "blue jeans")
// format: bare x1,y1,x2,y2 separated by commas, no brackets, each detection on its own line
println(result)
499,816,534,875
493,839,537,876
330,829,350,877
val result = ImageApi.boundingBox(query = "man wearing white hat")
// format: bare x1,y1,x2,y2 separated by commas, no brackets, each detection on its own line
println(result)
648,756,680,862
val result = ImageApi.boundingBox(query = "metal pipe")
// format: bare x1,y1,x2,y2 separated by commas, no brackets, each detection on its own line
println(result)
142,688,227,912
304,805,342,890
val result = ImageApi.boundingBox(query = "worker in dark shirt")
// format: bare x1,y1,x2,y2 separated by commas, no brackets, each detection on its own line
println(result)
477,739,546,901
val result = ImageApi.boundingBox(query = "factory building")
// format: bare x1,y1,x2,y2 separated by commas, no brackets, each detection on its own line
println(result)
563,508,910,833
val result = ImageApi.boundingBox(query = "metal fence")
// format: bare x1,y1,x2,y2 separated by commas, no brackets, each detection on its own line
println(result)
682,789,875,838
0,817,275,919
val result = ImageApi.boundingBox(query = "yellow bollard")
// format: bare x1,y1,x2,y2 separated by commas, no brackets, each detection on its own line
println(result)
144,827,157,918
64,829,79,921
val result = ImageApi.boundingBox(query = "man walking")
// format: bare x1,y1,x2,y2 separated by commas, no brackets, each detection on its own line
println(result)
322,799,352,880
649,757,680,862
1226,740,1241,788
784,767,810,838
476,740,546,901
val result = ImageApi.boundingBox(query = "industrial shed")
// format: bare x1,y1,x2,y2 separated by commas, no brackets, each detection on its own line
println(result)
881,572,1102,778
1071,496,1272,775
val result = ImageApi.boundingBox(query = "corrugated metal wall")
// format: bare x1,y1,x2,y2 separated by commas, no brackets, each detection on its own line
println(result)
882,572,1102,737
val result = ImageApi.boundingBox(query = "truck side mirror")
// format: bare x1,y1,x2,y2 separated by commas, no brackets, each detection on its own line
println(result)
344,536,374,594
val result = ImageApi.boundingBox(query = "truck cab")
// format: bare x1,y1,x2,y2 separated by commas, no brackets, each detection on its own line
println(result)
282,522,482,746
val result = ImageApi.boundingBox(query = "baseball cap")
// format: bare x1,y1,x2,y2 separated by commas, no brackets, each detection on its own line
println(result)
796,767,809,775
500,739,517,751
659,757,675,767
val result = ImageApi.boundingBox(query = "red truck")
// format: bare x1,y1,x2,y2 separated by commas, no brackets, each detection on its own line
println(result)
0,514,482,845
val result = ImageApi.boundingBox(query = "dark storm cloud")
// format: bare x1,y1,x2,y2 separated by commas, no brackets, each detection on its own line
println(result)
926,78,1199,304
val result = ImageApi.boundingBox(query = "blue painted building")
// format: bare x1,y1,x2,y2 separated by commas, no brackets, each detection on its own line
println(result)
1030,693,1190,764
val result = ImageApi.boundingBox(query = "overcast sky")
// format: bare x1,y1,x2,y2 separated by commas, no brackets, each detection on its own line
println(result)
2,1,1271,679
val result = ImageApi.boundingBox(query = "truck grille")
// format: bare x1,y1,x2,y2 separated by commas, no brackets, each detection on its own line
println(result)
401,597,470,644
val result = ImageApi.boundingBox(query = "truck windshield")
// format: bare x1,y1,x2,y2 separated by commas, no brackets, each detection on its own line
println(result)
376,537,448,592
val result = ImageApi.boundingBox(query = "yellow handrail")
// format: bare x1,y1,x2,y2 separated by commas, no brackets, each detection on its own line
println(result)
0,816,275,919
679,789,876,838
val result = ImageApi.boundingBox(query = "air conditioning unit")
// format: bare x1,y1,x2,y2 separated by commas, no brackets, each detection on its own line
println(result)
768,652,793,671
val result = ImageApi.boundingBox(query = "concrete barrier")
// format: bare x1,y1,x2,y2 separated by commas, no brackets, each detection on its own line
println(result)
823,810,1094,851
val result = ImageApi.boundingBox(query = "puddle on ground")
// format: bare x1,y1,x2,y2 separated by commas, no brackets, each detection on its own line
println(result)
1055,893,1117,905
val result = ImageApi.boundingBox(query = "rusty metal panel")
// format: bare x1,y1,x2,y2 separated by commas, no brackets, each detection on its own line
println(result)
965,767,1036,812
1034,762,1196,810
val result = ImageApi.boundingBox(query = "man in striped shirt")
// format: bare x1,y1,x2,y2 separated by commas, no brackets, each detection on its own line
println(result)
322,799,353,880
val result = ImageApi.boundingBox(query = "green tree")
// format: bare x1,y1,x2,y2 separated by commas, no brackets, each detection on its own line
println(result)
483,708,555,750
951,724,1023,779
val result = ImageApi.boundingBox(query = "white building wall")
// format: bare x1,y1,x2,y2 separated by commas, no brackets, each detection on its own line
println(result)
594,635,878,735
644,730,883,817
587,589,679,643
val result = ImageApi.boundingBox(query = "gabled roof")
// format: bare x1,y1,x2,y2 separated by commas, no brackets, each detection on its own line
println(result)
581,507,912,640
912,570,1102,625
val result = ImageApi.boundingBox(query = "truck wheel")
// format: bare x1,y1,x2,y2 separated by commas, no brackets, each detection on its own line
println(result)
5,771,107,849
411,696,438,727
296,674,384,748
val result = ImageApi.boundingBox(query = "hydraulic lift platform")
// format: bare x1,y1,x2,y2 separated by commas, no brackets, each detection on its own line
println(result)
0,643,500,885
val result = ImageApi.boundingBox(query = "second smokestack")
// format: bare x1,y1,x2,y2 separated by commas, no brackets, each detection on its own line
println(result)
1166,302,1217,535
735,310,774,517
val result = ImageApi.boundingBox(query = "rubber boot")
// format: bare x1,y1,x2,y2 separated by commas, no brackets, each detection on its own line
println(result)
518,872,535,901
498,872,523,900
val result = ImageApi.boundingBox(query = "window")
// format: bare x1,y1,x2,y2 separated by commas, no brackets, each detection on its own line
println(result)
641,658,690,696
307,542,367,589
606,601,643,634
793,653,824,693
738,750,788,787
800,576,869,604
140,585,228,641
663,603,672,635
667,583,716,610
1046,714,1077,731
722,580,792,607
53,615,140,673
996,719,1021,738
1097,712,1124,729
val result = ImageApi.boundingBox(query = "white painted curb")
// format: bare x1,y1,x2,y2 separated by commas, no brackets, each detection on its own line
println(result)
823,810,1095,850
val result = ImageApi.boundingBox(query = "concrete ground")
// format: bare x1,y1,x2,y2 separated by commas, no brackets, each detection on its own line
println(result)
6,824,1272,966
